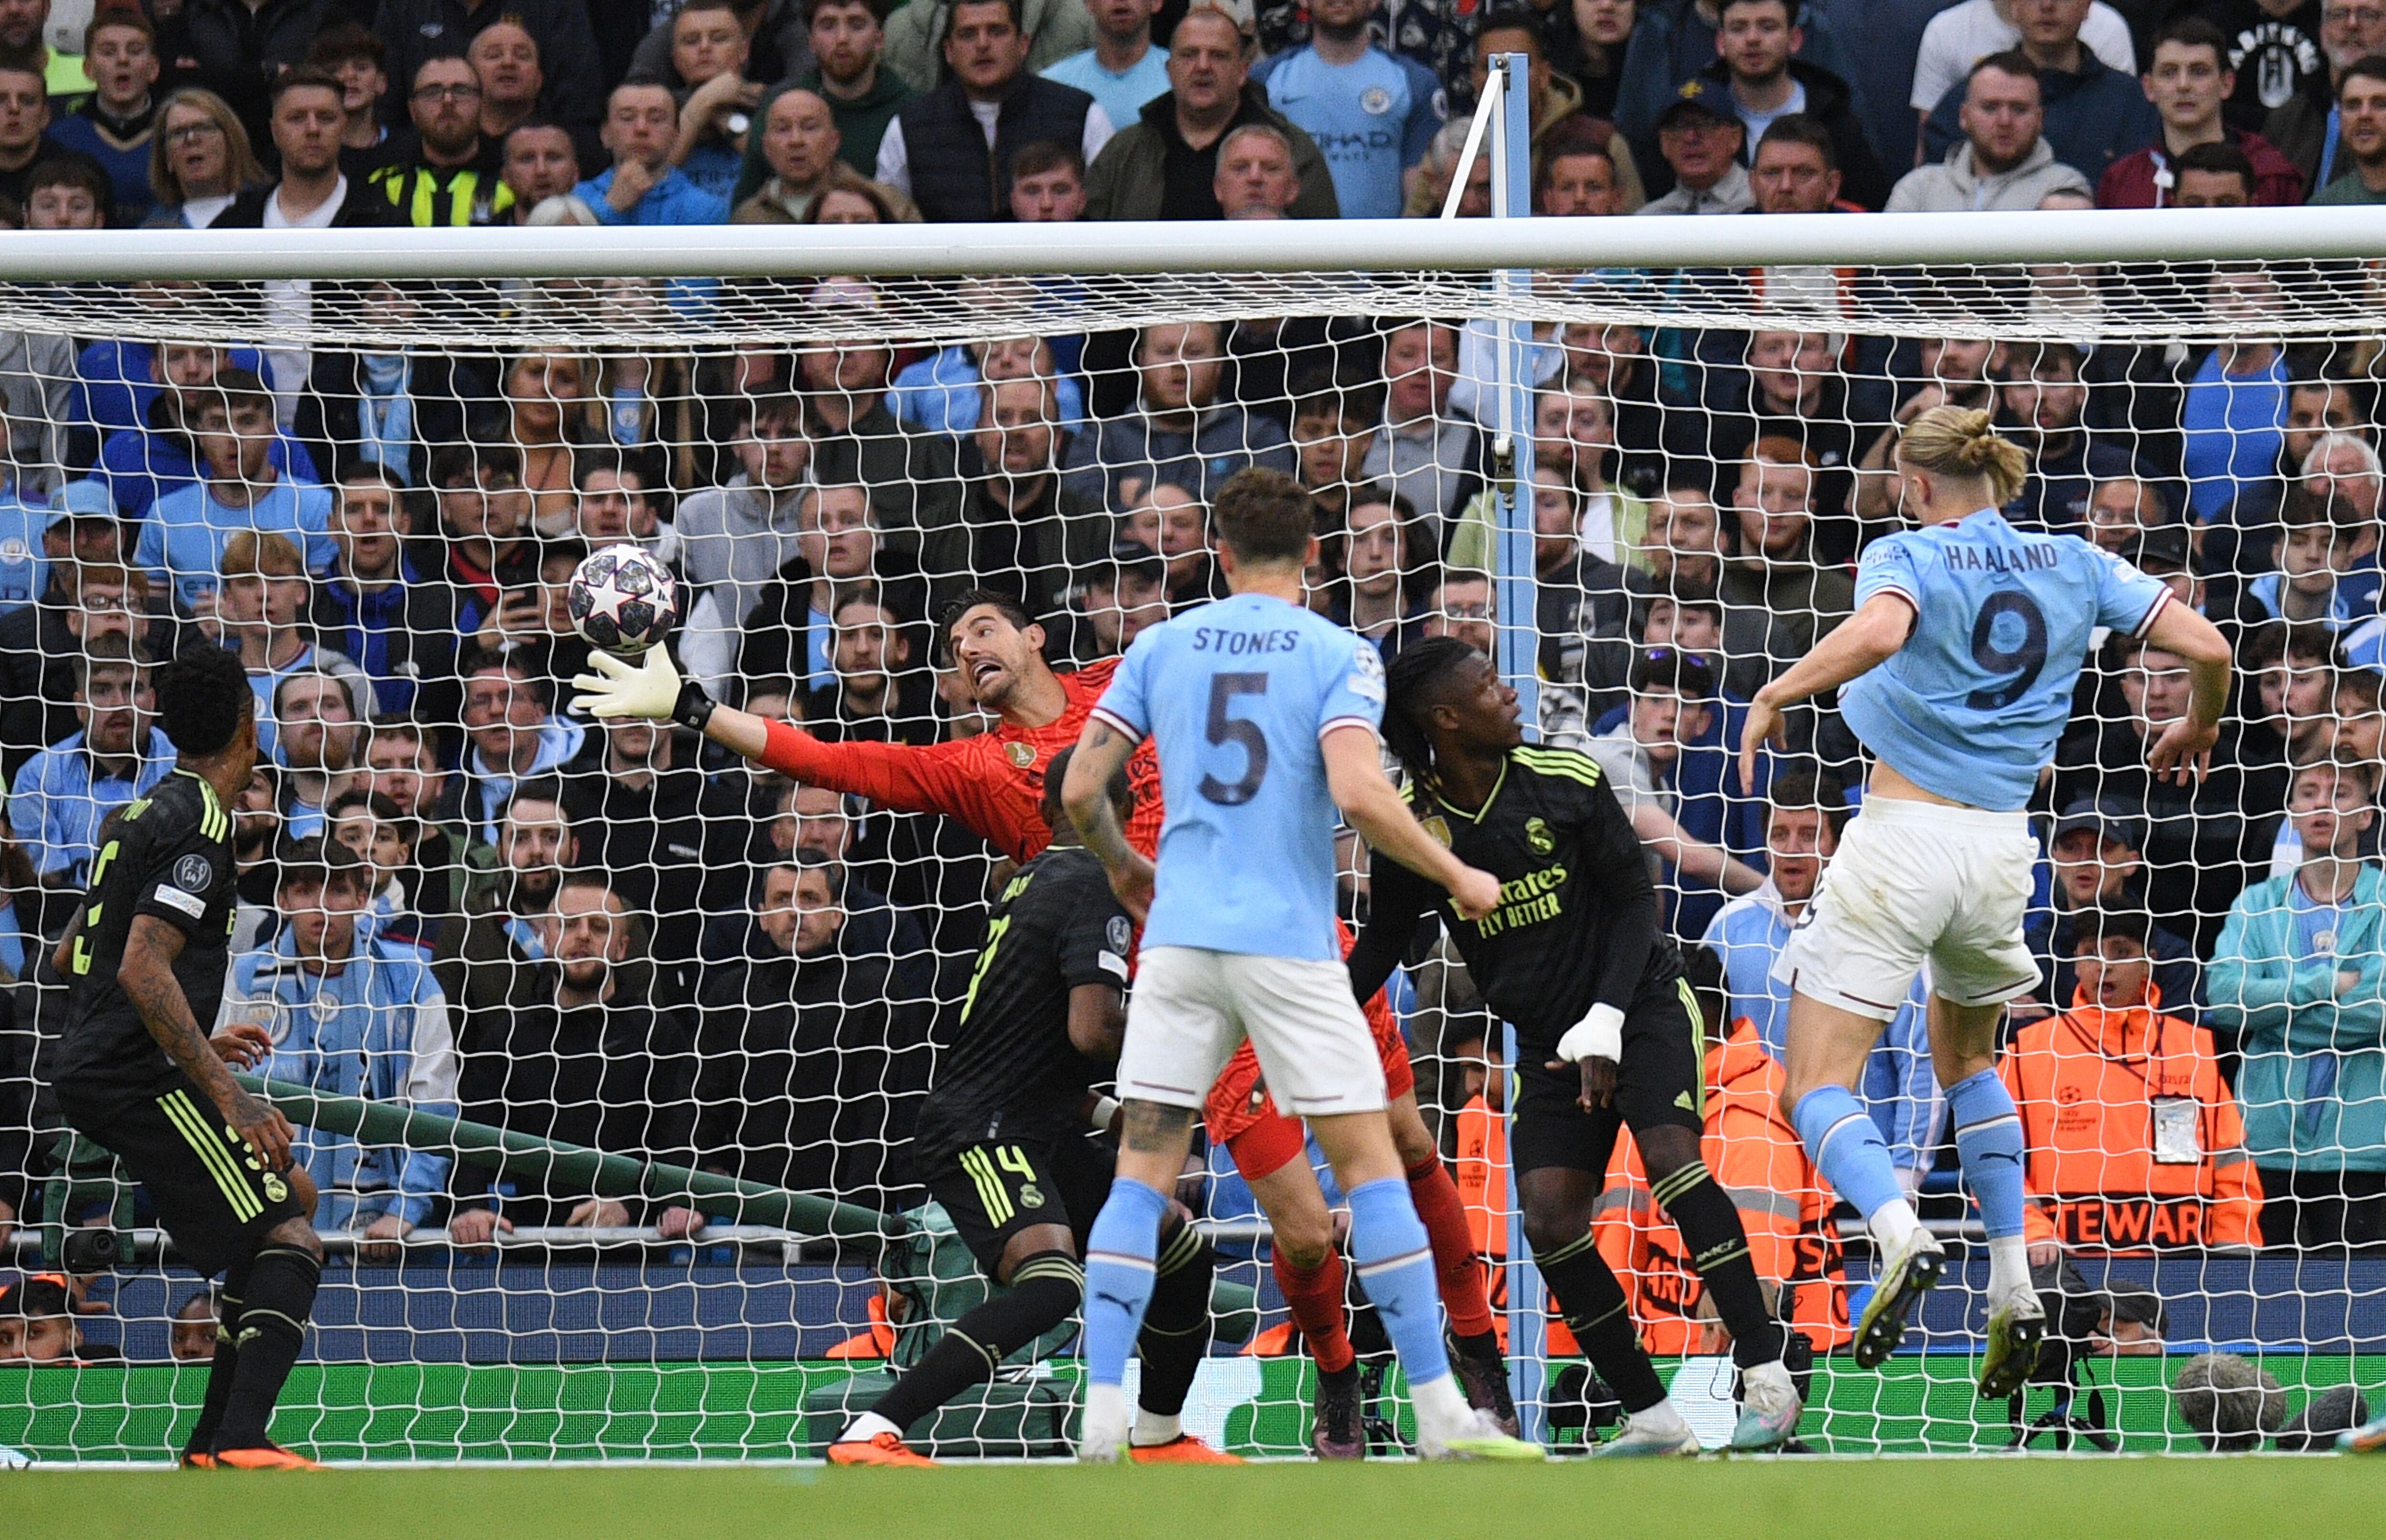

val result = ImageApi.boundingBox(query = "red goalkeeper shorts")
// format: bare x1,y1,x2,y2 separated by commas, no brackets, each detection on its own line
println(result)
1205,994,1414,1181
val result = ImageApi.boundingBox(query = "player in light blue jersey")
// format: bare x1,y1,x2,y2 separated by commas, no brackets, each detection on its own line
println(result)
1061,468,1536,1463
1251,0,1444,221
1740,408,2233,1400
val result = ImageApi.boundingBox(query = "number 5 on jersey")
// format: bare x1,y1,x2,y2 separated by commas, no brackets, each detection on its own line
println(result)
1200,673,1270,806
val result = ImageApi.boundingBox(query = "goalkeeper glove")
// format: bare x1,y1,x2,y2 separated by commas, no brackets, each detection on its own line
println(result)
571,648,718,733
1552,1002,1625,1066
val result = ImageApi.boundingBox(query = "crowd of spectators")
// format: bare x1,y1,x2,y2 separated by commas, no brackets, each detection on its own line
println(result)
0,0,2376,1382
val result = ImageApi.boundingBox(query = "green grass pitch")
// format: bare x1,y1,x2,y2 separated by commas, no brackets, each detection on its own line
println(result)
14,1459,2382,1540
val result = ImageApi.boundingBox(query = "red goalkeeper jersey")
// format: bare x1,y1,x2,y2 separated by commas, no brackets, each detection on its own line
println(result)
756,656,1167,862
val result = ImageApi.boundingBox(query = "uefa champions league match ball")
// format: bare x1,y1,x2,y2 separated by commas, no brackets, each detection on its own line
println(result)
568,544,680,660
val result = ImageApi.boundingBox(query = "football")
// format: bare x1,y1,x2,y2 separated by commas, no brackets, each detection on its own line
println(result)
568,544,680,660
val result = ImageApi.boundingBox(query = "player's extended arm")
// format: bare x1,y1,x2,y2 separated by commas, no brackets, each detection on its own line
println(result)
1322,728,1502,922
2142,600,2232,783
1067,982,1127,1061
574,645,978,821
1346,851,1434,1004
1062,719,1154,920
119,914,293,1171
1624,800,1767,895
1738,591,1917,790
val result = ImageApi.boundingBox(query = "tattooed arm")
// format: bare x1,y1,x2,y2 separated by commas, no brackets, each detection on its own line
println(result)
120,914,293,1170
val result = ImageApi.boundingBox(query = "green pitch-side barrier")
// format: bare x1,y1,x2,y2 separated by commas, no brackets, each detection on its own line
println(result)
230,1073,890,1241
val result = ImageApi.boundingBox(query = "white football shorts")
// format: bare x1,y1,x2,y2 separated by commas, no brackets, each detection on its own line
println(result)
1115,946,1388,1117
1773,794,2041,1021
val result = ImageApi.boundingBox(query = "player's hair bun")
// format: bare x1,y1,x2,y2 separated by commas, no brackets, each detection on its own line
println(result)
1897,404,2029,508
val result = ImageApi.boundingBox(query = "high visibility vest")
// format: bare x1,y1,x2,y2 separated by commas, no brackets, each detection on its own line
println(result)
1593,1024,1852,1355
2000,986,2263,1252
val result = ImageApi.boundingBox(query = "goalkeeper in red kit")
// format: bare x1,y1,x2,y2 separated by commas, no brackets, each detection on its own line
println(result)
574,589,1512,1454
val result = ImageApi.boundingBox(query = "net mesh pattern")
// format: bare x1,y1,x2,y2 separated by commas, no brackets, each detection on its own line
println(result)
0,245,2379,1462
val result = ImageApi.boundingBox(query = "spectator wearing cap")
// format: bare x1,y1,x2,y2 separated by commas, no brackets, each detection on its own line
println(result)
878,0,1109,223
2208,754,2386,1250
1084,4,1336,220
1889,52,2093,212
2004,906,2262,1257
2096,18,2305,207
1611,0,1861,180
2029,797,2204,1021
0,1273,79,1362
1636,78,1753,212
1683,0,1888,209
1065,538,1168,661
2309,52,2386,201
1701,769,1941,1192
1921,0,2161,185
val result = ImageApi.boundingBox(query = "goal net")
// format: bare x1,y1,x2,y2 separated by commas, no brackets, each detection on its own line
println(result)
0,213,2381,1462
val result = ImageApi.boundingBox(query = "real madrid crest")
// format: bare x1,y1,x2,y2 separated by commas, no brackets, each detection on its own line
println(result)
1007,741,1036,769
1525,817,1554,855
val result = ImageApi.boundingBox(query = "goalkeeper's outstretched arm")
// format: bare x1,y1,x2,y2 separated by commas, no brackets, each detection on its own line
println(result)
573,647,988,830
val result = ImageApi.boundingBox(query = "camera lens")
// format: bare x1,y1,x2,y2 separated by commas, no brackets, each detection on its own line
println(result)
724,112,750,136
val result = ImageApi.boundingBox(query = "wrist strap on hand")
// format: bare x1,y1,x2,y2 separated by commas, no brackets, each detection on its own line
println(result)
1554,1003,1626,1065
673,677,717,734
1089,1094,1122,1132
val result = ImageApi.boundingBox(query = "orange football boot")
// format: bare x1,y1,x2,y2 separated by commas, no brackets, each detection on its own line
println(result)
1129,1435,1245,1465
826,1432,937,1467
211,1445,324,1471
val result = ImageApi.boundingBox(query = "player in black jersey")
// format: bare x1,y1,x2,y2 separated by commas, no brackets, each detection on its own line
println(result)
1353,639,1803,1455
46,646,326,1470
827,746,1232,1467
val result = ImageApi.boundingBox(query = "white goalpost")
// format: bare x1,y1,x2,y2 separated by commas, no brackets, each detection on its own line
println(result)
0,173,2383,1462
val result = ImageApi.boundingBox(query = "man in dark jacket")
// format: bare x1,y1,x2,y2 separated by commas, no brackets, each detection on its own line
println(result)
1690,0,1890,208
309,468,462,727
212,69,404,230
691,854,933,1217
559,717,710,1002
165,0,337,148
370,0,607,132
448,876,699,1243
875,0,1103,221
1083,4,1336,219
931,376,1105,622
1923,0,2162,182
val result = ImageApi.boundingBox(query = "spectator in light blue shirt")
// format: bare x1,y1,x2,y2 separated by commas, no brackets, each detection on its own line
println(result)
1699,771,1944,1189
94,343,319,520
891,335,1087,438
1252,0,1444,220
1041,0,1172,131
575,77,733,225
233,839,459,1249
134,371,336,614
0,470,58,618
9,637,175,889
